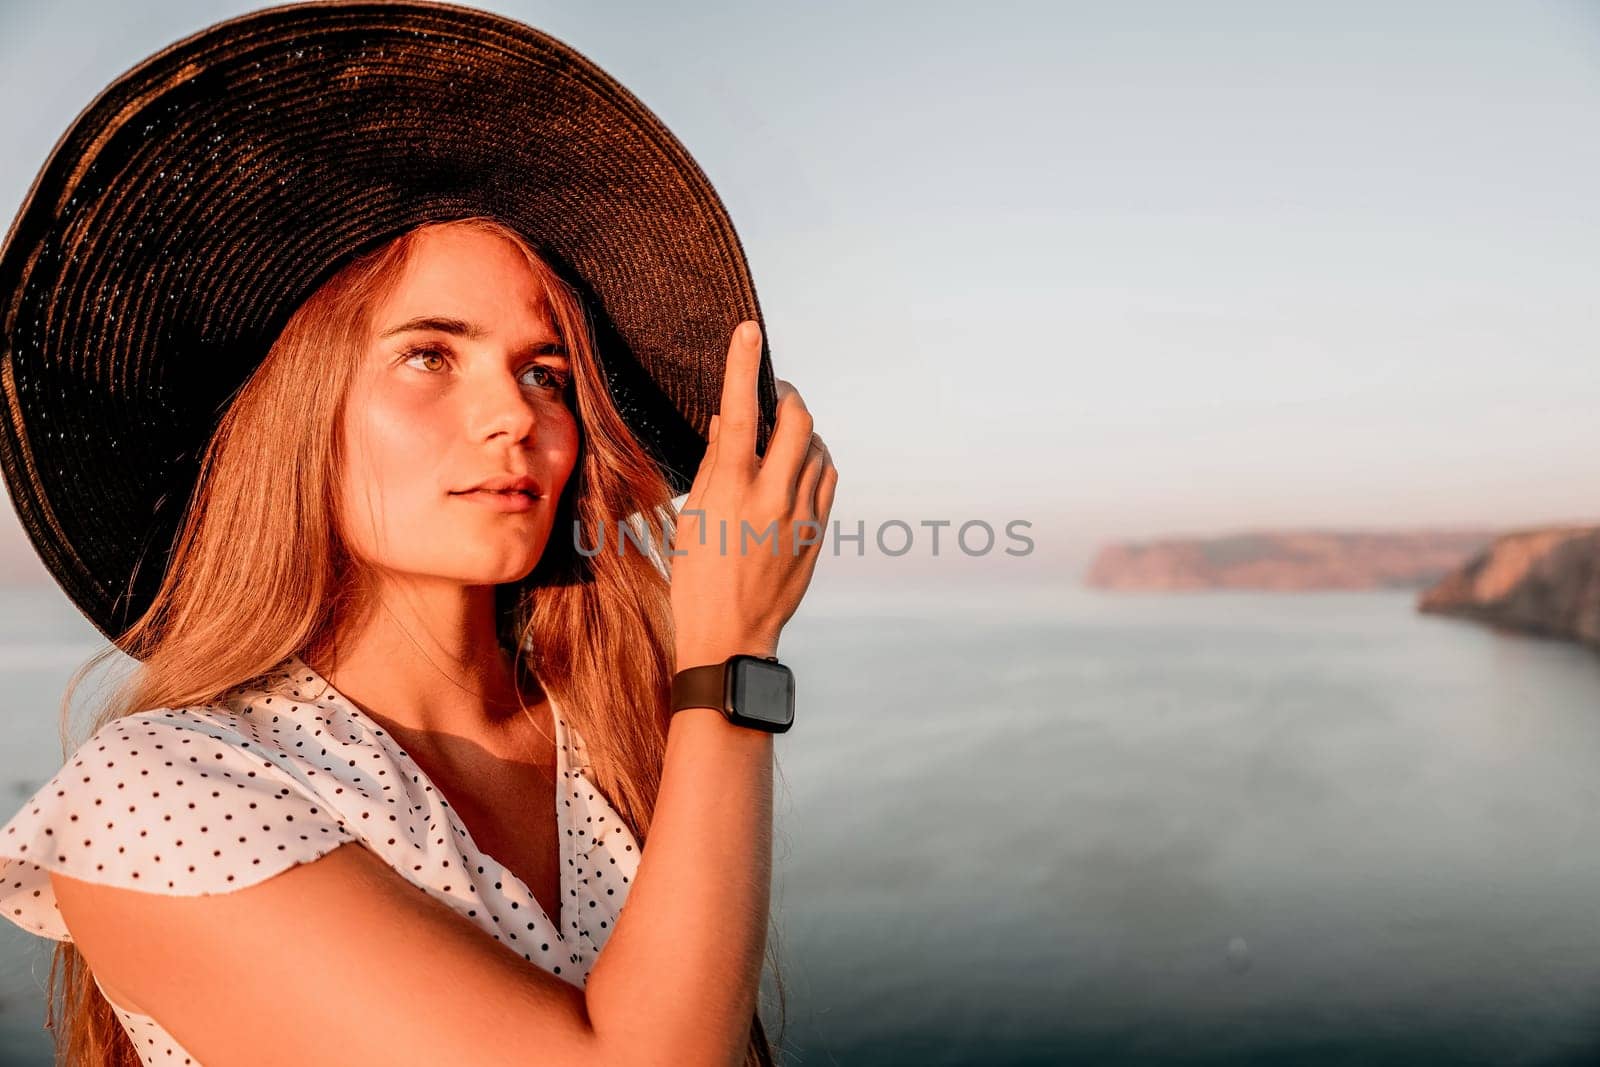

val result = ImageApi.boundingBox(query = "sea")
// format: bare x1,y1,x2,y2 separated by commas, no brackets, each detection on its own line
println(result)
2,578,1599,1065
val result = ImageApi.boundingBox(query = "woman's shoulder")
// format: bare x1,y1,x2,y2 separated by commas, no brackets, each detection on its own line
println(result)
0,679,360,942
42,658,353,789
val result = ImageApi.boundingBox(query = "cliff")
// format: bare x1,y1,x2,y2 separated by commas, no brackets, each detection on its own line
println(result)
1416,525,1600,648
1083,528,1500,591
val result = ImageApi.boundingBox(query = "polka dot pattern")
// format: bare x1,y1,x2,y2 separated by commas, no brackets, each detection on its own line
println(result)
97,972,201,1065
0,653,641,1066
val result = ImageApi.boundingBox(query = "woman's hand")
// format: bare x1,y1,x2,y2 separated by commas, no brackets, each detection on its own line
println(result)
670,320,838,668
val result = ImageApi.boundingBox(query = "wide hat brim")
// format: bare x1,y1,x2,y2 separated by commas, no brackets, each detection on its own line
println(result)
0,0,776,650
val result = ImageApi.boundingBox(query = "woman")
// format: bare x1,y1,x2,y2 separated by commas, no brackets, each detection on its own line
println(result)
0,5,833,1065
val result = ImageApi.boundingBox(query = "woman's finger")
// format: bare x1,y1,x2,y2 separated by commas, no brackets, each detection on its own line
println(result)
814,450,839,528
794,432,826,520
714,320,761,477
791,452,839,582
759,379,814,493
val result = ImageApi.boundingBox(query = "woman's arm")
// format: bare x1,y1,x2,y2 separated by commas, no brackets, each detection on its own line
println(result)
582,678,775,1065
53,841,608,1066
583,318,833,1065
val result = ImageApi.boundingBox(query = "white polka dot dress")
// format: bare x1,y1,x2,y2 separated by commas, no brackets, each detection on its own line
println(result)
0,653,641,1066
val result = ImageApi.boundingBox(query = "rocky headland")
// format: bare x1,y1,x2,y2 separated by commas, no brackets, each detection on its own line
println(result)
1416,525,1600,648
1084,528,1500,592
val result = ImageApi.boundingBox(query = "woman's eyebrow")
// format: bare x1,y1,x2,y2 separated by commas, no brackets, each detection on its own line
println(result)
380,315,485,339
379,315,567,355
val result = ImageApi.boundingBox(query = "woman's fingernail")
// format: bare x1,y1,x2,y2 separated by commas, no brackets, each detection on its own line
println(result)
742,321,761,344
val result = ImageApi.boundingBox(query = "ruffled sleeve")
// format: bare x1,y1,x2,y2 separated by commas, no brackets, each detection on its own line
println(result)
0,708,356,941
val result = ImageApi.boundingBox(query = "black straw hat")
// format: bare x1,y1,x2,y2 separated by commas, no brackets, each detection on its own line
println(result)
0,0,776,649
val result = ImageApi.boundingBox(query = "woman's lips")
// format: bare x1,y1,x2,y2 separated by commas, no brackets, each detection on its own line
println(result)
451,488,538,513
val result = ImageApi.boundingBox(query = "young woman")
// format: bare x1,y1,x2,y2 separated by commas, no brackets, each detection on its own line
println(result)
0,6,833,1066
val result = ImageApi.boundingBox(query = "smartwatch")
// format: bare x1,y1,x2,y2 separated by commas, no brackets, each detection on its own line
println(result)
671,654,795,733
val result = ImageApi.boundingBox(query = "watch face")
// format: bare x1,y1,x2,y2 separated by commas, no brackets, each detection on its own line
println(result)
729,656,795,731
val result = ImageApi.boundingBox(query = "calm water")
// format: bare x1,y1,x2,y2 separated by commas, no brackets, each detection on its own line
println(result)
3,580,1600,1064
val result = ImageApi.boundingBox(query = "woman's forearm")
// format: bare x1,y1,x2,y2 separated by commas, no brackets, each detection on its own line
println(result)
580,640,776,1066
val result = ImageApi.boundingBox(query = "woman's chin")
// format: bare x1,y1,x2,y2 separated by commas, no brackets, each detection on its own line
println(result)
428,549,548,587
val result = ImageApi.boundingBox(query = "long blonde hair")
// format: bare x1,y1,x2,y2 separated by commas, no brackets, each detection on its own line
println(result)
43,216,785,1066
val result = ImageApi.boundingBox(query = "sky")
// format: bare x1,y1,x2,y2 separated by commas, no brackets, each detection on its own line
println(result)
0,0,1596,586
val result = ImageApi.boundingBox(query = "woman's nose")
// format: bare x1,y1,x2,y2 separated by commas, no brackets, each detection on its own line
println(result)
470,368,540,444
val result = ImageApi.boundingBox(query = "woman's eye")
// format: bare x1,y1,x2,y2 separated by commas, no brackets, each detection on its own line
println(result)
401,346,449,373
521,364,571,392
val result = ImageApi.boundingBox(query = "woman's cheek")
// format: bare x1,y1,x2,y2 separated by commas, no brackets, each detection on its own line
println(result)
547,412,582,489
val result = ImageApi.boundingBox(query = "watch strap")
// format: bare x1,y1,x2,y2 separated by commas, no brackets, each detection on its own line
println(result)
670,661,727,715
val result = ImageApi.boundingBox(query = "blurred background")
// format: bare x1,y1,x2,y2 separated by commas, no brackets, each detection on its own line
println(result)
2,0,1598,1063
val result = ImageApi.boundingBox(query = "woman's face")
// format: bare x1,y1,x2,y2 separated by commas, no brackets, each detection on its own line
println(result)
339,225,580,587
